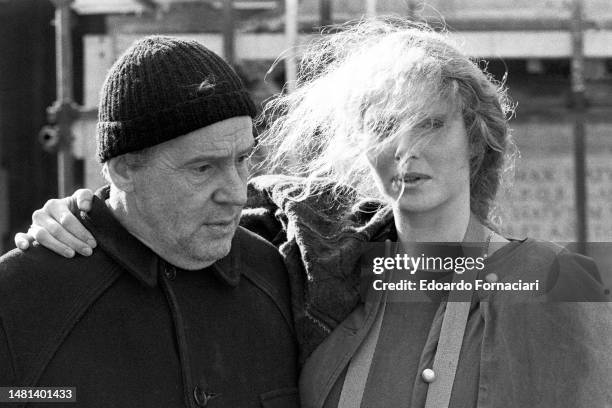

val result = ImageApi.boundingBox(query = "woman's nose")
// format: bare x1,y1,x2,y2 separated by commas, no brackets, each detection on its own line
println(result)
394,134,421,166
394,153,418,162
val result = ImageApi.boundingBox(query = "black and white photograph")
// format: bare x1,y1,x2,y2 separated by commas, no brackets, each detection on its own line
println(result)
0,0,611,407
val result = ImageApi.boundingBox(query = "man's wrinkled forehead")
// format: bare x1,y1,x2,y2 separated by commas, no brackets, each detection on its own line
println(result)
164,116,255,162
189,137,253,162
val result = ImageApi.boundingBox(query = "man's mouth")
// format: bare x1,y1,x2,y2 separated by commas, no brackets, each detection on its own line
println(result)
209,219,235,225
203,219,237,234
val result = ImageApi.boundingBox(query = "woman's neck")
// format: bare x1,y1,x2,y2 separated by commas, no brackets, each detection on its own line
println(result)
393,198,471,244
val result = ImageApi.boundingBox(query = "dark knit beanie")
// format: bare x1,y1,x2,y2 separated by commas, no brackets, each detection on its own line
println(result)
96,36,257,162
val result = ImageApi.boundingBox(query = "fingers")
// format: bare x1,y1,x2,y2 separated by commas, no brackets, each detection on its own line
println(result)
14,190,98,256
31,209,94,257
27,224,78,258
14,232,34,250
73,189,94,212
40,198,97,248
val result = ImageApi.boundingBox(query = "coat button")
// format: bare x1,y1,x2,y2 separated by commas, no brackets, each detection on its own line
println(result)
164,266,176,281
485,272,498,283
422,368,436,383
193,386,220,407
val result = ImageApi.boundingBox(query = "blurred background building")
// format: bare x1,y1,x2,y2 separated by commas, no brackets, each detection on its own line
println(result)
1,0,611,265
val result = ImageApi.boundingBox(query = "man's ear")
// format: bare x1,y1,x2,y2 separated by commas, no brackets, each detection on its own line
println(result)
105,156,135,192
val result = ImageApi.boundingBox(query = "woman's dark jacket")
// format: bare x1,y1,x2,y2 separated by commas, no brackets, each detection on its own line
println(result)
241,175,612,408
0,189,299,408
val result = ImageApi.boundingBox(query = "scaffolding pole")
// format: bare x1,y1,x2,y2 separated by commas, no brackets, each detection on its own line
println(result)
49,0,79,197
319,0,332,26
570,0,587,253
365,0,377,18
285,0,298,92
223,0,235,65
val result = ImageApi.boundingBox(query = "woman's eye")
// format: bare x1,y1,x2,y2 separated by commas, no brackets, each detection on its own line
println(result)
371,119,398,138
418,118,444,130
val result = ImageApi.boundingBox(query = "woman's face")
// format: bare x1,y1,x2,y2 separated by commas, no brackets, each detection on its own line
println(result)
366,107,471,215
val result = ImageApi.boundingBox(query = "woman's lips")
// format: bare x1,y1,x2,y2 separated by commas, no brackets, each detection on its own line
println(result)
391,172,432,191
402,172,431,183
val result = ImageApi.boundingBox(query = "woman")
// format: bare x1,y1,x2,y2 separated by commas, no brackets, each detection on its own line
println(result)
15,18,611,407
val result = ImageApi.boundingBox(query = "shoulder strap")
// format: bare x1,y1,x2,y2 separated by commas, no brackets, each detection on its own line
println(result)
424,214,488,408
337,293,387,408
423,268,477,408
338,240,393,408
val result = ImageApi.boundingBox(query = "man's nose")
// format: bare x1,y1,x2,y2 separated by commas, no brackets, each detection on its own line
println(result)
213,166,247,206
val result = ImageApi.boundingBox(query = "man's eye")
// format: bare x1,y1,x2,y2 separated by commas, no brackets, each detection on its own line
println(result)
237,154,250,164
195,164,212,173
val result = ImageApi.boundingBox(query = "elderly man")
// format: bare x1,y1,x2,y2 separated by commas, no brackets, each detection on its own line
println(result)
0,37,298,407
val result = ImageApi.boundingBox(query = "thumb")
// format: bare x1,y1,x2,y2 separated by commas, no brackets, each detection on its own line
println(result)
72,189,94,213
14,232,34,250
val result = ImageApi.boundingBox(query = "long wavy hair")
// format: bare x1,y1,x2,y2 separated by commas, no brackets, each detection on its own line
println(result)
256,17,517,229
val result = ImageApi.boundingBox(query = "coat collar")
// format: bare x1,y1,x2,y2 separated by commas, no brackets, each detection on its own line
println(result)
79,186,241,288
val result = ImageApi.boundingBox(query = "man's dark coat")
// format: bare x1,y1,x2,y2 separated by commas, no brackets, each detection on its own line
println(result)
0,192,299,408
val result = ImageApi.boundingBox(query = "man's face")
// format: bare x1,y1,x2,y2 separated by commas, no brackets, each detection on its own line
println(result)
127,116,254,269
